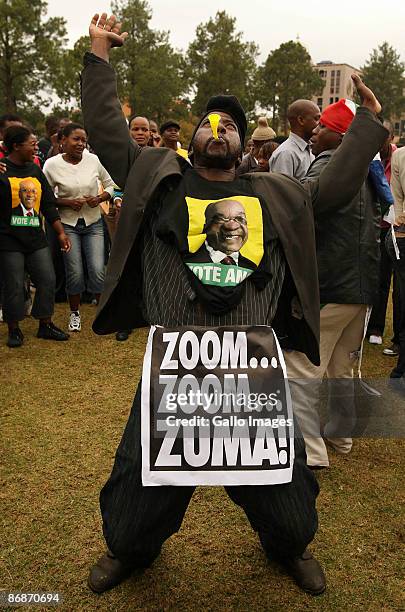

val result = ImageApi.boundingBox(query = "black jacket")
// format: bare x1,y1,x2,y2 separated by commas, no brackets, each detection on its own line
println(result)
81,52,387,365
236,153,258,176
13,204,39,217
190,243,254,269
304,150,381,304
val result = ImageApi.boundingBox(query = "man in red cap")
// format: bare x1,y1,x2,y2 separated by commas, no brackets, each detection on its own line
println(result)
285,99,382,468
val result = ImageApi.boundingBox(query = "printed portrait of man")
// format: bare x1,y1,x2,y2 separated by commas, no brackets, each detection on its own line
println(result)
191,199,253,268
13,179,39,217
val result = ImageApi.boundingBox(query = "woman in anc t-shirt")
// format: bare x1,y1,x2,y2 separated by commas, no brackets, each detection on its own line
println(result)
0,126,71,348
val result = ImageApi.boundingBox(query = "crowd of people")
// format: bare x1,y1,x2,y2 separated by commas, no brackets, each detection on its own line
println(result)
0,112,192,341
1,10,404,599
1,97,403,360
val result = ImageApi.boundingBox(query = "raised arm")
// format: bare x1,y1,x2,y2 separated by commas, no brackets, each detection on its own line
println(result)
81,13,139,188
306,75,388,215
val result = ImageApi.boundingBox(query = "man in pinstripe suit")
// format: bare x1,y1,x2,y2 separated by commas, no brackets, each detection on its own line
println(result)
82,13,387,597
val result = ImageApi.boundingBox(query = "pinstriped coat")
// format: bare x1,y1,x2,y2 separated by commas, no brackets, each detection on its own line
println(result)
81,53,387,366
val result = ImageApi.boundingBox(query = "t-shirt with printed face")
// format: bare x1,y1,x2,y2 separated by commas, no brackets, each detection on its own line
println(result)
0,159,60,253
155,168,276,314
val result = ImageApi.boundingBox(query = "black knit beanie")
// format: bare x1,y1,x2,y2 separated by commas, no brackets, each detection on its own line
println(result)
190,94,247,150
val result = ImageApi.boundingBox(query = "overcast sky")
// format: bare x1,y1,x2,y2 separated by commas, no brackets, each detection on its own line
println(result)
47,0,405,68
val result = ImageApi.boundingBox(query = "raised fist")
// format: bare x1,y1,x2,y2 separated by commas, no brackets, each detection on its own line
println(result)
351,74,382,115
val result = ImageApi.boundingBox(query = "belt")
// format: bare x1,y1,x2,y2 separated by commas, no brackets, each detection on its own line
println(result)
394,232,405,238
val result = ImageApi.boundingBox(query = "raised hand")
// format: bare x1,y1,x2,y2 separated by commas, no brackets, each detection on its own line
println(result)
351,74,382,115
89,13,128,61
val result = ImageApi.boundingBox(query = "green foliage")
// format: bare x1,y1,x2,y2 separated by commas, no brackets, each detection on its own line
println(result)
178,113,200,148
19,107,46,134
51,104,83,124
4,1,401,141
361,42,405,120
52,36,90,109
110,0,186,122
185,11,258,118
258,41,323,134
0,0,67,113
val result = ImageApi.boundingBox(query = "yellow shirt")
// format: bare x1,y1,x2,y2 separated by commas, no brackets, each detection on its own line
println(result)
176,147,189,161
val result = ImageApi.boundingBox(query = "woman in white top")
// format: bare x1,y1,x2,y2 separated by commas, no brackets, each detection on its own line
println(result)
44,123,114,331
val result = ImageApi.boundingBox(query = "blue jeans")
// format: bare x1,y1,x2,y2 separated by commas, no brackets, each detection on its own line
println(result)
0,247,55,322
63,218,105,295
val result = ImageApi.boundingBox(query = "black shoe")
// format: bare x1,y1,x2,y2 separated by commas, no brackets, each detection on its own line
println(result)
281,550,326,595
116,330,131,342
37,322,69,341
390,368,404,379
388,374,405,396
7,327,24,348
88,551,134,594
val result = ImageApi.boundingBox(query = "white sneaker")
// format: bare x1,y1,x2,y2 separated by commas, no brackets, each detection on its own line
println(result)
383,344,400,356
68,311,81,332
369,335,382,345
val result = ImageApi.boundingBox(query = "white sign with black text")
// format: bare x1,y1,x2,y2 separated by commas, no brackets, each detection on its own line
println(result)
141,325,294,486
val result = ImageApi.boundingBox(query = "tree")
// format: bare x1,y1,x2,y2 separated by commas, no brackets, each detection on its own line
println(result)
0,0,67,112
52,35,90,109
361,42,405,120
258,41,323,134
109,0,186,122
185,11,259,118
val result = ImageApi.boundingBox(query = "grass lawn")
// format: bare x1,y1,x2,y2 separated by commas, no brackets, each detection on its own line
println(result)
1,304,404,611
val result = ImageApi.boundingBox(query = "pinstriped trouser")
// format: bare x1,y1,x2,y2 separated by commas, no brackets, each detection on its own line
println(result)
99,385,319,566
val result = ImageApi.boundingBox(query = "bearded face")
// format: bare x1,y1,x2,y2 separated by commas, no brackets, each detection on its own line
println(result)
192,112,241,170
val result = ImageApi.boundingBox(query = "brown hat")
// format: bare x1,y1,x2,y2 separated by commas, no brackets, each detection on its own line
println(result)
251,117,276,141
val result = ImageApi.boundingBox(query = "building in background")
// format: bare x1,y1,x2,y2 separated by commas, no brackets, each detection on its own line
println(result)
392,116,405,142
313,60,405,143
312,61,362,113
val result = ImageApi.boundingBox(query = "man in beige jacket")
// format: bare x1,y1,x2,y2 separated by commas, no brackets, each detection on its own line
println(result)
387,148,405,384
